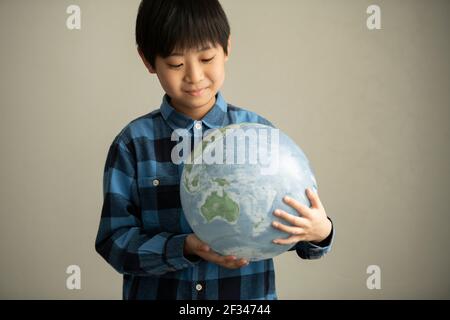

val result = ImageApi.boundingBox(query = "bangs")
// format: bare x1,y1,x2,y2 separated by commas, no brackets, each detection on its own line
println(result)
158,0,229,58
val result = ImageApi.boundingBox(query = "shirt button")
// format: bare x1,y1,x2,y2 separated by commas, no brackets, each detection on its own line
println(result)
152,179,160,186
194,121,202,130
195,284,203,291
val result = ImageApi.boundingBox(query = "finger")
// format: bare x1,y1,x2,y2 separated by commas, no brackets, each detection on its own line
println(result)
238,258,249,267
228,258,248,268
221,256,249,269
273,209,309,226
272,221,306,235
200,251,247,269
306,188,323,209
283,196,312,218
224,255,237,262
273,235,305,245
200,251,229,265
221,258,248,269
225,256,247,265
198,243,210,252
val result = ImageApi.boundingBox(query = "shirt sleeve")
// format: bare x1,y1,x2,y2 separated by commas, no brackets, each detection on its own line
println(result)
94,136,199,276
289,217,335,260
255,113,277,129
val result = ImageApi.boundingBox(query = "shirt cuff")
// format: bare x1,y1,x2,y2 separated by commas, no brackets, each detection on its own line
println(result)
309,217,334,247
164,234,201,271
296,217,334,259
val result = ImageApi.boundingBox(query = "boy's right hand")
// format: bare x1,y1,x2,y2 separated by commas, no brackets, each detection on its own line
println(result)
184,234,249,269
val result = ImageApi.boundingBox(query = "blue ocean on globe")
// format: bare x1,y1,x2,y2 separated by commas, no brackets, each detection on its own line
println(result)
180,123,318,261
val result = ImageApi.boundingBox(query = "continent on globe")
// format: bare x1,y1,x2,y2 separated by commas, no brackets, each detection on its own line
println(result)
201,190,239,224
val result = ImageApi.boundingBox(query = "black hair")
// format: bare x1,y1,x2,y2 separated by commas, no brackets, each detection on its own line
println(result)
135,0,231,69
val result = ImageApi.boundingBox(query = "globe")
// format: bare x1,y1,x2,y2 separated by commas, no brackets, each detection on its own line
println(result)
180,123,318,261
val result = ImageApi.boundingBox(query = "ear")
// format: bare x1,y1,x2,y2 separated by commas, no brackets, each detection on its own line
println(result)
138,47,157,74
224,35,231,62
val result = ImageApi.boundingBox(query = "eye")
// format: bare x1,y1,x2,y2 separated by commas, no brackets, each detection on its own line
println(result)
168,63,183,69
167,56,215,69
202,56,215,63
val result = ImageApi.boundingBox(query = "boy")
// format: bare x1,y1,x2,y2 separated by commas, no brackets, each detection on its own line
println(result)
95,0,334,300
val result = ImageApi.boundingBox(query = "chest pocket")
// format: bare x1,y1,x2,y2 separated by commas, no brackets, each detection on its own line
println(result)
137,175,183,233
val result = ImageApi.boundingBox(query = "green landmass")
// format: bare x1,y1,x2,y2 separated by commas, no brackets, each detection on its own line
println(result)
201,191,239,223
213,178,230,187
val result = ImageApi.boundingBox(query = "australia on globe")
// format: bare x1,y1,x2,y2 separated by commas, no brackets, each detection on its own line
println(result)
179,123,318,261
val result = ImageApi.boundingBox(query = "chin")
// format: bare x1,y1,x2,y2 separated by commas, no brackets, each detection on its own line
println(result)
190,100,211,109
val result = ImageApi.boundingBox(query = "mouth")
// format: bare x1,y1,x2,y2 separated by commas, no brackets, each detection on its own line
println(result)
185,87,207,97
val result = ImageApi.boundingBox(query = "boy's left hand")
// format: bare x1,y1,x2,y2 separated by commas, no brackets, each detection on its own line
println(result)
272,188,332,245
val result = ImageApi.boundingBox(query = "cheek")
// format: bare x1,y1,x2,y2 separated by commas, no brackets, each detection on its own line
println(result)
160,71,181,91
208,64,225,84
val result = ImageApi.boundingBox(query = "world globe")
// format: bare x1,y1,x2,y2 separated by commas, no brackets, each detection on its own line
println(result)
180,123,318,261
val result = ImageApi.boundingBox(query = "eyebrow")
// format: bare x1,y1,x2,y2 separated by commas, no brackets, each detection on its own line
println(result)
168,45,213,57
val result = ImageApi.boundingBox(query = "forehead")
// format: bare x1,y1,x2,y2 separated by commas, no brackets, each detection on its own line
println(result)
168,43,218,57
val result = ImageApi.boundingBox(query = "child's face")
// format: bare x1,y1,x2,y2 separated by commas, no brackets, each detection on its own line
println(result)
139,37,231,115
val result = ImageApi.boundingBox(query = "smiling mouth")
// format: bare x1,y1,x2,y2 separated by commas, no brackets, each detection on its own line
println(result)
185,87,207,97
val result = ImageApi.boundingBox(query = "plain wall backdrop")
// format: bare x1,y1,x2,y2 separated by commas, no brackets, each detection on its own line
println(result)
0,0,449,299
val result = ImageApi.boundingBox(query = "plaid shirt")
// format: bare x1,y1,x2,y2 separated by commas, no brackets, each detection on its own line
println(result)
95,91,334,300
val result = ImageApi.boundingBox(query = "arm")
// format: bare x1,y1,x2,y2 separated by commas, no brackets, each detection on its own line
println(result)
94,137,197,276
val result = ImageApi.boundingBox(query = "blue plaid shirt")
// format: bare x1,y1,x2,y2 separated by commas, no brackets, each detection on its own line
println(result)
95,91,334,300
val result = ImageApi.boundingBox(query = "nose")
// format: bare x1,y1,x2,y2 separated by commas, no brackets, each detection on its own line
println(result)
184,61,204,84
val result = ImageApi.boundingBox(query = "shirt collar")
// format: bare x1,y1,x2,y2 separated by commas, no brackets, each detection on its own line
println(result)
160,91,228,130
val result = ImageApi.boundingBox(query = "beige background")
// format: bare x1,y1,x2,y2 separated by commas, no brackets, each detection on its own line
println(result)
0,0,449,299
